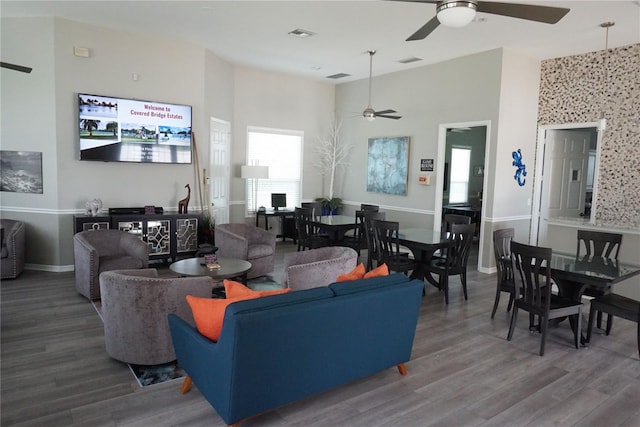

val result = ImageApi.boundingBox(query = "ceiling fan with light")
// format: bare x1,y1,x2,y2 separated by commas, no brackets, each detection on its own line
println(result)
388,0,570,41
1,61,32,73
363,50,401,121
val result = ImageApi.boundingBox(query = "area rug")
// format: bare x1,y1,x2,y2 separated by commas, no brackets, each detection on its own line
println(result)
91,275,282,387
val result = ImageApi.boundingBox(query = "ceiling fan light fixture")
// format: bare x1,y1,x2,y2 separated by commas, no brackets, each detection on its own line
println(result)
363,107,376,122
437,1,477,28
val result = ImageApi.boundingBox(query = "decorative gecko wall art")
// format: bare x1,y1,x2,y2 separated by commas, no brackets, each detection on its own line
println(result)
512,149,527,187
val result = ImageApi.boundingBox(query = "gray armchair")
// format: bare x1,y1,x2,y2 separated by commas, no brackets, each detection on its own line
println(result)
282,246,358,291
99,268,212,365
1,219,26,279
215,223,276,279
74,229,148,300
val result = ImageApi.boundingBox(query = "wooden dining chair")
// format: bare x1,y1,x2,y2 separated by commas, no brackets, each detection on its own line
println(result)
577,229,623,333
442,213,471,232
363,211,386,271
424,223,475,305
372,219,417,276
586,293,640,359
341,210,368,256
360,203,380,212
507,241,583,356
491,228,516,319
294,207,327,251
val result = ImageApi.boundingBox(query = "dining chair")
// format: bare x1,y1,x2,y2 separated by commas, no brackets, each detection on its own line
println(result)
442,213,471,232
294,207,327,251
586,293,640,359
360,203,380,212
423,223,475,304
301,202,323,220
341,210,368,256
507,241,582,356
491,228,516,319
577,229,623,333
372,219,417,276
363,211,386,271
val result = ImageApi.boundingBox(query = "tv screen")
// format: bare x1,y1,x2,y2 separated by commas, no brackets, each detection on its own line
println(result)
78,93,192,164
271,193,287,211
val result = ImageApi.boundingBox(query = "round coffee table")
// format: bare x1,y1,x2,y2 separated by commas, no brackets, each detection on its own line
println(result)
170,257,252,284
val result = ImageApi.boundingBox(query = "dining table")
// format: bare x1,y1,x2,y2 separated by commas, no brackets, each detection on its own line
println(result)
397,228,451,281
309,214,358,244
548,252,640,344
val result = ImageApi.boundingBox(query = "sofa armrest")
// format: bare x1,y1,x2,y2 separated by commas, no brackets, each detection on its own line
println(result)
4,221,25,259
119,233,149,266
216,226,248,259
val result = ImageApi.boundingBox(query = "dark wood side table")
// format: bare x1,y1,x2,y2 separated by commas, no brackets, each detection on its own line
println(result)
170,257,252,298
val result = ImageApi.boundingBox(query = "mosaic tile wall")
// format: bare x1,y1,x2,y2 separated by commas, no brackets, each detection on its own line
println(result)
538,43,639,228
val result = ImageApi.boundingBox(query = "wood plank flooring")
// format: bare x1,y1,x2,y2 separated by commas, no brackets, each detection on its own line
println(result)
2,241,639,427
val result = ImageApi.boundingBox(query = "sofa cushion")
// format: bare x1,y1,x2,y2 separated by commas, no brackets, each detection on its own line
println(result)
336,262,365,282
224,280,291,298
225,286,335,317
186,294,259,342
363,263,389,279
329,272,411,296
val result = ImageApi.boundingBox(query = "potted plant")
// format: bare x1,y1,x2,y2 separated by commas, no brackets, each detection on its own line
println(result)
313,116,351,215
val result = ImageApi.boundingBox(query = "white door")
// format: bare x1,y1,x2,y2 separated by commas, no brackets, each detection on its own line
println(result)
209,118,231,226
537,129,590,243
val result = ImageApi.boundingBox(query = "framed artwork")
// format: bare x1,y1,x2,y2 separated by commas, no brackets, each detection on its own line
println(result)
367,136,409,196
0,150,43,194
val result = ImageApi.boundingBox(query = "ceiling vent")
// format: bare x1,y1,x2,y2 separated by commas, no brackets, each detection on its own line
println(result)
326,73,351,80
288,29,315,38
398,56,423,64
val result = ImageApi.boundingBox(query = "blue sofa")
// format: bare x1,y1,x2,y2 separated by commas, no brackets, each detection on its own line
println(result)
168,273,424,426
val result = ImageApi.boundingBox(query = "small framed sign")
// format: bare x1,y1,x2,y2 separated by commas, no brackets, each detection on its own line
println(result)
420,158,434,172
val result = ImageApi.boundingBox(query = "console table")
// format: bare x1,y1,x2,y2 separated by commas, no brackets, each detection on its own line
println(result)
74,210,200,262
255,209,296,242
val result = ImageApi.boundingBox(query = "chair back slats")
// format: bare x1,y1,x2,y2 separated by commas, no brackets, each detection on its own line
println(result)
301,202,323,221
294,207,312,250
576,230,622,259
442,213,471,232
493,228,515,285
373,220,401,264
360,204,380,212
510,241,552,313
363,212,386,270
446,223,475,272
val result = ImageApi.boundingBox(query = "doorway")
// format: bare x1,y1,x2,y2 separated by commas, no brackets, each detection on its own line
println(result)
209,117,231,226
435,121,490,272
530,122,602,246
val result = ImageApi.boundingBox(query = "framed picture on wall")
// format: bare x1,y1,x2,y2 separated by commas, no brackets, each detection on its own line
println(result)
367,136,410,196
0,150,43,194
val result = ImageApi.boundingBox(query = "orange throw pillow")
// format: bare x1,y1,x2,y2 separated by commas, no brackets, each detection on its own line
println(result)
336,262,366,282
363,263,389,279
185,294,258,342
224,279,291,298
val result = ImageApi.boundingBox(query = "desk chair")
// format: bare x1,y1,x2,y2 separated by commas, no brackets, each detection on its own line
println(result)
577,229,623,333
491,228,516,319
507,241,582,356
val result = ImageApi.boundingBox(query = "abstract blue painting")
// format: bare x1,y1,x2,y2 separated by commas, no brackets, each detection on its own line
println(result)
367,136,409,196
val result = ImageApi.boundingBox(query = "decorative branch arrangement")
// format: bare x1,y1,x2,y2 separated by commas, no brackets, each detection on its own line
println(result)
313,116,352,209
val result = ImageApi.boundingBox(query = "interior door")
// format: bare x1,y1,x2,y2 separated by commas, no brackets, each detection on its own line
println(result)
538,129,590,243
209,118,231,225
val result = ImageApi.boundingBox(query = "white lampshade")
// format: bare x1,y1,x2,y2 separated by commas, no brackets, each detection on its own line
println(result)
241,165,269,179
437,2,477,28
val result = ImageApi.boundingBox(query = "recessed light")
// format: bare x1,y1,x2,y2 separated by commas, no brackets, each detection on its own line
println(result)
288,29,316,38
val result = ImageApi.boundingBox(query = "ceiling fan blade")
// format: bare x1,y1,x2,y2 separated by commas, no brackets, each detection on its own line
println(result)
375,113,402,120
1,62,32,73
406,15,440,41
374,109,397,115
476,2,570,24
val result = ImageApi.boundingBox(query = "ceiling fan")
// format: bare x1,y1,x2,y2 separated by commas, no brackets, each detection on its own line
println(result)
388,0,570,41
363,50,401,121
1,62,32,73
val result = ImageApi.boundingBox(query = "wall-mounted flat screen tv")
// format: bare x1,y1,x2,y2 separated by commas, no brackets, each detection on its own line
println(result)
78,93,192,164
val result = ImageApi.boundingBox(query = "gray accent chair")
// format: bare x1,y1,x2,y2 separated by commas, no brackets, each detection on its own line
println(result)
215,223,276,279
1,219,26,279
282,246,358,291
74,229,148,300
100,269,212,365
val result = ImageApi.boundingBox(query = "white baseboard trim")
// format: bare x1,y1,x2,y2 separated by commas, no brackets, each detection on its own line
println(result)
26,264,74,273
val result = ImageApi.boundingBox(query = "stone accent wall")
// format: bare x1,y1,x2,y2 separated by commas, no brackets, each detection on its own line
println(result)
538,43,639,228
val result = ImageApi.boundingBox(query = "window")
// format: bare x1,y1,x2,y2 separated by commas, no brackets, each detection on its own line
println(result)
449,146,471,204
246,127,302,214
